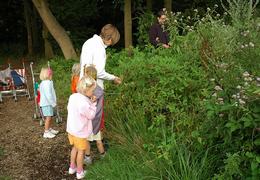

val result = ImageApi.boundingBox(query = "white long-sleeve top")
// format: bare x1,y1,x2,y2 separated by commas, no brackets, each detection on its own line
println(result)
80,34,115,89
39,80,57,107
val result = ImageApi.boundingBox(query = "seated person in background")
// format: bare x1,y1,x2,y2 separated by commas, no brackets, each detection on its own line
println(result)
149,8,170,48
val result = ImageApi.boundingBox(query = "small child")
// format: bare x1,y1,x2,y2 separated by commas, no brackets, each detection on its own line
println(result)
67,76,97,179
39,67,59,139
83,65,106,165
71,63,80,93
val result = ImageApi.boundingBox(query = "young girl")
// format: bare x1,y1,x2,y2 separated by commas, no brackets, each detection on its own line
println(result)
39,67,59,139
71,63,80,93
67,76,97,179
83,66,106,165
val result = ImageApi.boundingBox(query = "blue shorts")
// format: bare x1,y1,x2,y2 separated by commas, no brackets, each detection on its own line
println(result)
41,105,54,117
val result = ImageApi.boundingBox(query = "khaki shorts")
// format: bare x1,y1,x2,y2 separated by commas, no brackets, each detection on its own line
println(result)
87,131,102,141
68,133,87,150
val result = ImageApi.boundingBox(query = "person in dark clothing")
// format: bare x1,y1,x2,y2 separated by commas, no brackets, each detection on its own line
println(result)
149,9,170,48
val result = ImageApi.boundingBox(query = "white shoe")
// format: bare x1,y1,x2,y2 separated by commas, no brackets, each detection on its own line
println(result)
76,170,86,179
49,128,59,135
43,131,56,138
84,156,92,165
68,167,76,174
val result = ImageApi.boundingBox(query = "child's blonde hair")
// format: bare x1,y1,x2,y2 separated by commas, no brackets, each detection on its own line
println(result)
84,65,97,80
76,76,96,94
100,24,120,45
40,67,52,81
72,63,80,76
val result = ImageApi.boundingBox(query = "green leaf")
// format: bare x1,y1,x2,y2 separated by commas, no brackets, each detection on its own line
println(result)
254,138,260,146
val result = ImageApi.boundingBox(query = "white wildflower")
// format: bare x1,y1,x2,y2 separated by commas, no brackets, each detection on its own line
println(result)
194,9,198,13
217,14,220,17
187,16,191,20
242,95,248,99
243,71,250,77
219,113,224,117
218,97,224,101
214,86,223,91
232,94,237,99
207,7,211,11
224,12,228,15
241,45,245,49
244,82,249,86
244,77,253,81
236,85,242,89
249,42,254,47
239,99,246,105
210,78,215,82
214,4,219,8
244,44,248,48
256,77,260,81
174,20,177,23
212,92,217,97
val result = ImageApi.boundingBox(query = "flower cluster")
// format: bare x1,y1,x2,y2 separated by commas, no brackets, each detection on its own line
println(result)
231,71,260,106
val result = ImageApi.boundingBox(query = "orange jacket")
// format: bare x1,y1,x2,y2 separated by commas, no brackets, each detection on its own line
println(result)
71,75,79,93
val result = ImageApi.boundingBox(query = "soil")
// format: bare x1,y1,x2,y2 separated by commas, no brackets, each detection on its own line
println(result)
0,96,74,180
0,61,105,180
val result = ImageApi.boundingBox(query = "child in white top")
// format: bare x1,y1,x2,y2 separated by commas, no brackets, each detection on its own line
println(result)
67,76,97,179
39,67,59,139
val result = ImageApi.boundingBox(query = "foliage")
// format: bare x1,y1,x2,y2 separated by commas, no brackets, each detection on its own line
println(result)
32,1,260,179
135,11,155,47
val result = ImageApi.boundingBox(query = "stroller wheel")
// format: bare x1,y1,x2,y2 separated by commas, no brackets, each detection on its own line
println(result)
55,118,59,124
33,113,37,119
40,120,44,126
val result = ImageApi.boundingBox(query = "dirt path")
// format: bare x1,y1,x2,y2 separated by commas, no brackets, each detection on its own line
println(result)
0,97,75,180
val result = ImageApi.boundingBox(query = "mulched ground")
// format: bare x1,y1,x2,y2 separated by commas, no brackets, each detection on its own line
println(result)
0,96,75,180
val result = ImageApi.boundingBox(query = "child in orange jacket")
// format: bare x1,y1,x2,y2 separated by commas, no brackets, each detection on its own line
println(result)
71,63,80,93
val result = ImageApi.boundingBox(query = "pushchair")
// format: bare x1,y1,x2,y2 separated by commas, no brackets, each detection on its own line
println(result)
0,62,31,103
30,62,62,126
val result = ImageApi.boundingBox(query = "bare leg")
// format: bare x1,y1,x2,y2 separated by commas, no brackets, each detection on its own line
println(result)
85,141,91,155
76,150,85,170
96,140,105,154
70,146,77,166
44,116,52,131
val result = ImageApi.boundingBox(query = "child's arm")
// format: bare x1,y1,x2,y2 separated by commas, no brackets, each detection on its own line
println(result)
79,101,97,120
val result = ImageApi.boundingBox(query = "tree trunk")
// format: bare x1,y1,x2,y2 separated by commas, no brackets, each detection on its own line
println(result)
32,0,78,60
31,6,41,53
124,0,132,52
146,0,152,11
42,23,54,59
164,0,172,12
23,0,33,55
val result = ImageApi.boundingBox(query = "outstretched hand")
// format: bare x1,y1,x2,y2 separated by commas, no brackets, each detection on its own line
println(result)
114,77,122,85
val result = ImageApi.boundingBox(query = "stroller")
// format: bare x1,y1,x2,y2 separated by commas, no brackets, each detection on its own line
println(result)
0,62,31,103
30,62,62,126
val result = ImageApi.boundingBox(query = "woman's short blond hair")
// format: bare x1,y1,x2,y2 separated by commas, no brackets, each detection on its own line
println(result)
100,24,120,45
72,63,80,76
40,67,52,81
76,76,96,94
84,65,97,80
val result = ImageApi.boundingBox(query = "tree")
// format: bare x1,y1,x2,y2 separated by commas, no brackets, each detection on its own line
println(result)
32,0,77,60
164,0,172,12
23,0,33,55
124,0,133,51
146,0,153,11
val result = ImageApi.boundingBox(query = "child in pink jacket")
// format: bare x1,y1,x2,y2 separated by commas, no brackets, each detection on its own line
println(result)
66,76,97,179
